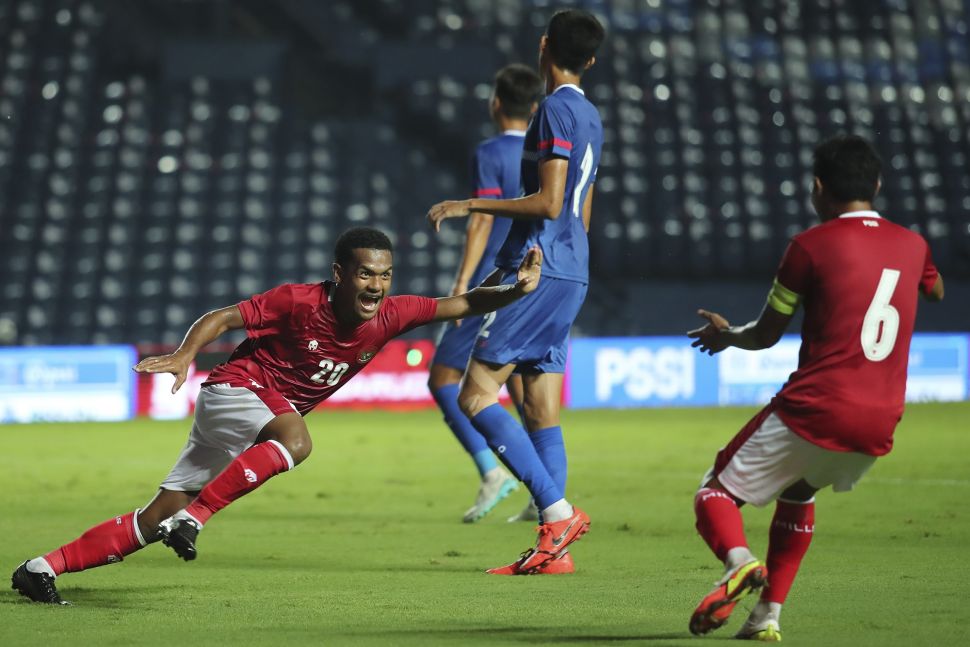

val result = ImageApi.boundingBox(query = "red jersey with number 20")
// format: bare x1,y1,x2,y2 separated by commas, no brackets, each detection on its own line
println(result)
204,282,438,415
771,211,939,457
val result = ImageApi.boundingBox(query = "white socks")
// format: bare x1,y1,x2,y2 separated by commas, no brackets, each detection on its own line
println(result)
482,466,506,484
26,557,55,578
540,498,573,523
744,599,782,630
725,546,756,572
170,509,204,528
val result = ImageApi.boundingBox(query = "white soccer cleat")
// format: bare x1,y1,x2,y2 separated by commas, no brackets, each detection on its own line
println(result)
462,467,518,523
735,619,782,642
507,498,539,523
735,600,783,641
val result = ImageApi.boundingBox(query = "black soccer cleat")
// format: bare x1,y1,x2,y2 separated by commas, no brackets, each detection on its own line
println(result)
158,517,201,561
11,561,70,605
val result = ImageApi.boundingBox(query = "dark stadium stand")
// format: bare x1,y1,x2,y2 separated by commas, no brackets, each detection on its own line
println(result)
0,0,968,344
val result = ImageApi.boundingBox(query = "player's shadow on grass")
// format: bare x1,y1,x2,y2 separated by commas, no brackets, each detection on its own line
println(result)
4,585,181,609
373,627,687,643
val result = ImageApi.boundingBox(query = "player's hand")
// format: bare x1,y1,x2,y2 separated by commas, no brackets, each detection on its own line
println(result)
513,246,543,296
687,309,731,355
427,200,471,232
133,351,192,394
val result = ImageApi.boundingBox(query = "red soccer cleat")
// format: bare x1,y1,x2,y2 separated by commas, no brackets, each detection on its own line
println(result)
518,506,589,571
486,549,575,576
689,560,768,636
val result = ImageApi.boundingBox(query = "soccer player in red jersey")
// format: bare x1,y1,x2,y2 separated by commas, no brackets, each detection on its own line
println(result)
685,135,944,640
11,227,544,605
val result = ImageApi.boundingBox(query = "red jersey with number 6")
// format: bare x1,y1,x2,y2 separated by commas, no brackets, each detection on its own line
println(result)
204,282,438,415
771,211,939,456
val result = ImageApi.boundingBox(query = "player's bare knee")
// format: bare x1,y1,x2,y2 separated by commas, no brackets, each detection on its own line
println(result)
521,401,557,432
457,389,482,418
277,431,312,466
257,413,311,466
428,364,462,392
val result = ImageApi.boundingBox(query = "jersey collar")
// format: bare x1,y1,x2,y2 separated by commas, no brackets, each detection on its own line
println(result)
838,210,881,219
502,129,526,137
551,83,584,96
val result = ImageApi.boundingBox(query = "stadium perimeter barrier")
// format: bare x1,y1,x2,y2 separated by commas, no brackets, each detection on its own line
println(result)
0,335,966,423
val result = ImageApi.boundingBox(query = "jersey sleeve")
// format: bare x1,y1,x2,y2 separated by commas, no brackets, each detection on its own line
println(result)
388,295,439,335
471,144,503,199
769,240,812,314
237,284,295,338
534,101,575,161
919,241,940,294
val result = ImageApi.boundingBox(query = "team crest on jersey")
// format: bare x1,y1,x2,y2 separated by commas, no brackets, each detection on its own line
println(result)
357,348,377,364
308,340,318,351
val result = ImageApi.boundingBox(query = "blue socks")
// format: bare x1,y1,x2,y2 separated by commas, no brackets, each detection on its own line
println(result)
530,426,567,495
470,403,561,509
431,384,497,476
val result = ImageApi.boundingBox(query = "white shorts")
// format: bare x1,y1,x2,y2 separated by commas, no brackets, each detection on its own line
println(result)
160,384,295,492
702,409,877,507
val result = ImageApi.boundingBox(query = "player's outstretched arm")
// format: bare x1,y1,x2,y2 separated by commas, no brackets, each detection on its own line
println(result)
427,159,568,231
687,305,792,355
133,305,245,393
433,246,543,322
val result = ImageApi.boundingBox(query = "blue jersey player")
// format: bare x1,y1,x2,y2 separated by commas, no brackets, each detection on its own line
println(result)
428,64,543,524
427,9,605,575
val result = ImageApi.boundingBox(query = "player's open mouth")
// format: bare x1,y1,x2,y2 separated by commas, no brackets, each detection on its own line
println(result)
359,293,382,313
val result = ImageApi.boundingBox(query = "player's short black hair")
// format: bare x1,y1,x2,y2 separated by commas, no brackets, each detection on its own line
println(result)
493,64,543,120
813,134,882,202
545,9,605,75
334,227,393,266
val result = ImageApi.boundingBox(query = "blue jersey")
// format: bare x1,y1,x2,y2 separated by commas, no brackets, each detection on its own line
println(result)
494,84,602,284
467,130,525,287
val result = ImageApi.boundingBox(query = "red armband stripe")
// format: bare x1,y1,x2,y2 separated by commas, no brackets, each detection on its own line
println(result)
537,138,572,151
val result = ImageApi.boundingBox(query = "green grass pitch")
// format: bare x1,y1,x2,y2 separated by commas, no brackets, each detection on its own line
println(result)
1,402,968,646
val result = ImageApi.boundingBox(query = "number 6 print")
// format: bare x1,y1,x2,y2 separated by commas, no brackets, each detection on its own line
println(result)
860,268,900,362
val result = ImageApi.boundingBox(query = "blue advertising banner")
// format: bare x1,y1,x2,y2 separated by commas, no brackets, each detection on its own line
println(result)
0,346,138,423
568,336,720,408
567,334,968,409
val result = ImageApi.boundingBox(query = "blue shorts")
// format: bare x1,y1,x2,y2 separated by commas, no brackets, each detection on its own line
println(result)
471,273,587,374
431,313,487,371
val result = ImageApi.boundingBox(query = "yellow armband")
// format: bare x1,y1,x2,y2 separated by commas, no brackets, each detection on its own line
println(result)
766,278,802,315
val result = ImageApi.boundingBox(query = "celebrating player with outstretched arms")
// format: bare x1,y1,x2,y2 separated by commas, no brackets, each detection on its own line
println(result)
684,135,943,640
11,227,543,605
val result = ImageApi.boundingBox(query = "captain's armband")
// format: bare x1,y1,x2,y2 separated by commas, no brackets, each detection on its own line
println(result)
766,278,802,316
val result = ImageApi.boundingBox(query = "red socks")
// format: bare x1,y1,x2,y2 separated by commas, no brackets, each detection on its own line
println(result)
45,510,146,575
185,440,292,525
38,442,293,577
763,499,815,604
694,488,748,561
